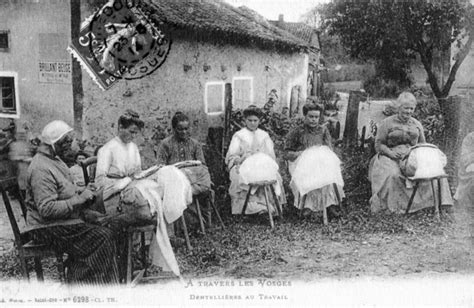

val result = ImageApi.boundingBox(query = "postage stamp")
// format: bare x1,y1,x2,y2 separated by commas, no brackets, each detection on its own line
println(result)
68,0,171,90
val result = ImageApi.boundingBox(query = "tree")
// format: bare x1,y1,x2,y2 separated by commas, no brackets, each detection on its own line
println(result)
301,3,351,65
320,0,474,158
324,0,474,101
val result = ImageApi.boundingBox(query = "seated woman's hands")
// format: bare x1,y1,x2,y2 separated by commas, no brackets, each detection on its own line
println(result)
235,151,254,166
70,188,96,213
78,188,95,203
386,149,405,160
77,183,100,206
112,177,133,191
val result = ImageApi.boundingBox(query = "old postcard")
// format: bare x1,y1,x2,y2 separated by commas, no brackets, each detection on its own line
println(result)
0,0,473,306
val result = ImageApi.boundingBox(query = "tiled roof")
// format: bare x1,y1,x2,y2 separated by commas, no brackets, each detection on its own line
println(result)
269,20,320,50
142,0,309,53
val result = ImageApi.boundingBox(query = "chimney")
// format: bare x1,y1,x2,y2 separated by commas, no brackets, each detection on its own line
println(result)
278,14,284,27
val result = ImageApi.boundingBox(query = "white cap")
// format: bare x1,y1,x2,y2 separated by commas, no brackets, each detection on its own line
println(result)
41,120,73,146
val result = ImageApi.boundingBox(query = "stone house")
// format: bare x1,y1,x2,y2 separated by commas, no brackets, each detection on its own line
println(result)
0,0,319,170
270,14,322,99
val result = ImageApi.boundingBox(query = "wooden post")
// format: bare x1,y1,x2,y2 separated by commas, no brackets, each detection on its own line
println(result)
360,126,366,149
343,91,362,146
70,0,84,137
223,83,232,153
311,69,318,97
290,85,301,117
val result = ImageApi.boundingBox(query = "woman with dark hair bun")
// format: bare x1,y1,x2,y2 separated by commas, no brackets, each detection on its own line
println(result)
225,105,286,215
117,109,145,131
96,109,144,200
95,109,185,277
242,105,262,118
285,103,345,220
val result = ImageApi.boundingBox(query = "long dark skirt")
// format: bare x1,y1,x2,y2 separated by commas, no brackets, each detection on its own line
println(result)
30,223,120,285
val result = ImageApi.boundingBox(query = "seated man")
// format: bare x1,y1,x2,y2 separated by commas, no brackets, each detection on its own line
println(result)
25,120,119,285
156,112,212,228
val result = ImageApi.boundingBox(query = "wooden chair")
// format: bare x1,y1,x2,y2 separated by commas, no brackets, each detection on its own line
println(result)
405,175,448,219
0,177,65,282
80,156,97,187
80,157,106,214
241,180,283,229
298,183,343,225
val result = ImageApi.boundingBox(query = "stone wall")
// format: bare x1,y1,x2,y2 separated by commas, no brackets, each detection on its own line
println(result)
82,38,308,168
0,2,309,172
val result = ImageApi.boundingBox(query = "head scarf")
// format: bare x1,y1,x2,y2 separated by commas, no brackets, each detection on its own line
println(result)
41,120,73,150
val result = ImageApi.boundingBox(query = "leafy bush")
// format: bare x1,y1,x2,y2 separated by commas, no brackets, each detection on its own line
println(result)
322,64,375,83
320,84,337,108
362,76,404,99
413,97,445,146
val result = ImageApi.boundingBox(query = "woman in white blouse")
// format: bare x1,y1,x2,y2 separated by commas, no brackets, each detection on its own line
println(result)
225,106,286,215
95,110,143,202
95,110,188,277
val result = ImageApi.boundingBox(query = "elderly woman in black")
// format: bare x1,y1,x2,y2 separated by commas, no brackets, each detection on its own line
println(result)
25,120,119,284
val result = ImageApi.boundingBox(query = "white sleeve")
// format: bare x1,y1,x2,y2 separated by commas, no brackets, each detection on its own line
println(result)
95,146,122,200
95,146,111,182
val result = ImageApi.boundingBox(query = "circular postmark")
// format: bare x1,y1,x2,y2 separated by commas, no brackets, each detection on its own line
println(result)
88,0,171,80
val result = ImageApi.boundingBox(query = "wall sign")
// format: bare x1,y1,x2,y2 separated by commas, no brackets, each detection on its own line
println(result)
38,61,71,84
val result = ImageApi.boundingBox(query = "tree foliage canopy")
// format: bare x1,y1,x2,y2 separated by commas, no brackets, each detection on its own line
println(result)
317,0,474,99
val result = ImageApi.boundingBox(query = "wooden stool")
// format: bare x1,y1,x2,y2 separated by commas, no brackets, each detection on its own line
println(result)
125,224,155,286
405,175,448,219
172,215,193,251
125,224,182,286
173,190,225,251
299,183,343,225
193,190,225,235
241,180,283,229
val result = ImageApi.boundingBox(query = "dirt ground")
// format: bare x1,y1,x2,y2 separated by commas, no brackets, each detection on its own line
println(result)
0,194,473,283
170,202,474,281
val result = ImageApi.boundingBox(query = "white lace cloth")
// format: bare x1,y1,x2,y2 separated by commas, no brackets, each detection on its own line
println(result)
290,145,344,196
133,166,192,276
405,146,447,179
